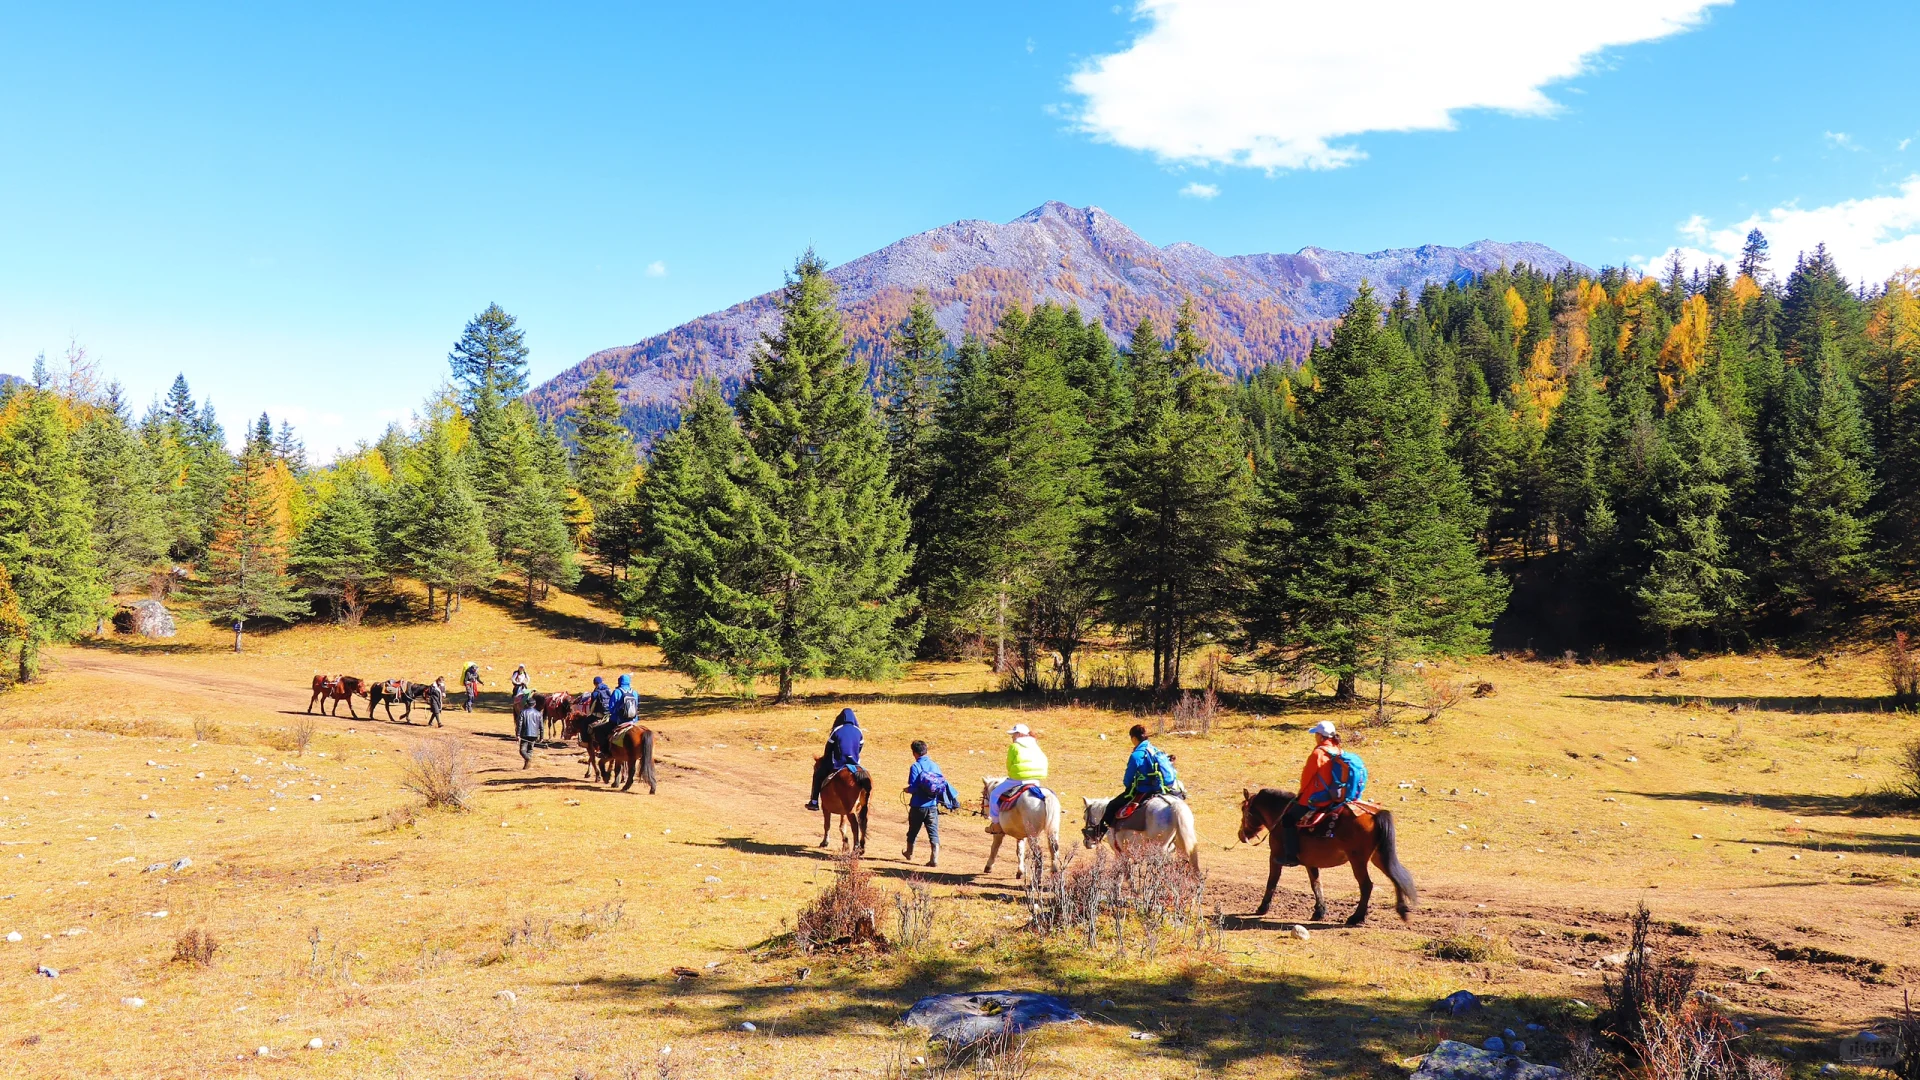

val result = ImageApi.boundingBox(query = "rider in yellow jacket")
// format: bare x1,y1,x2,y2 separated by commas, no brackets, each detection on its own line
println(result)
987,723,1048,834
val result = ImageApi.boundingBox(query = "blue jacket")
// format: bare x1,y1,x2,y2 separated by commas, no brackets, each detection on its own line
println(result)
824,708,863,771
1122,739,1180,798
589,685,612,716
906,756,946,809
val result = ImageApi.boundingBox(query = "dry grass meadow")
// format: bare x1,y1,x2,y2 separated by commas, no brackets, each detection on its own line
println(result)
1,583,1916,1078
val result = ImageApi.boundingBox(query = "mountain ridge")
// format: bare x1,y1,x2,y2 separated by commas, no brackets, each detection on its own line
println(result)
528,202,1590,442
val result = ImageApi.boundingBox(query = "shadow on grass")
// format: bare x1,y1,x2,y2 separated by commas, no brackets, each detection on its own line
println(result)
701,835,1031,893
70,636,228,657
1637,789,1917,818
1743,833,1920,857
1571,692,1900,715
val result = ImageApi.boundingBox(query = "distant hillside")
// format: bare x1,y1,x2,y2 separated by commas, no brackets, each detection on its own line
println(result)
529,202,1588,444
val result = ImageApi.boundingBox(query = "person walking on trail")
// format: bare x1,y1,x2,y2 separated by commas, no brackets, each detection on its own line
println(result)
515,690,544,768
462,663,482,712
1088,723,1184,843
1280,720,1367,865
805,708,863,812
510,665,530,698
986,723,1048,835
903,739,956,867
422,676,447,728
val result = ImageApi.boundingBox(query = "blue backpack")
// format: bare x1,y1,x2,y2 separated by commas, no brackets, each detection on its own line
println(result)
1327,751,1368,803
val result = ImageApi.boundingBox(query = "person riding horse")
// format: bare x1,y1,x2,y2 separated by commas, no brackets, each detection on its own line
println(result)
584,675,614,754
1087,723,1184,844
805,708,863,812
1281,720,1367,866
986,724,1048,836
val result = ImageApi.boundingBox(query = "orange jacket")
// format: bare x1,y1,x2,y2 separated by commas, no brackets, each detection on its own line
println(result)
1298,742,1342,807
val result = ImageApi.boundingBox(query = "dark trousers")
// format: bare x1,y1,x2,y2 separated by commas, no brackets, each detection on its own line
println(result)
810,755,834,800
426,700,442,727
1099,788,1180,829
518,736,536,763
906,806,940,850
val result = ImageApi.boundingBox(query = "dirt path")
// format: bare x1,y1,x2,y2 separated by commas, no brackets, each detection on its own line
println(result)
47,647,1920,1031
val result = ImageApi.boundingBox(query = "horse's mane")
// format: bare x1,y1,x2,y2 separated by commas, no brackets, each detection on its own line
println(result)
1251,787,1295,811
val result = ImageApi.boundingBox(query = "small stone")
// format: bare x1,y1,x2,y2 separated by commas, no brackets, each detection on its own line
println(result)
38,965,58,977
1512,1040,1526,1055
145,862,168,873
147,811,159,819
1692,834,1703,839
740,1021,757,1032
171,857,192,871
308,1038,323,1050
309,795,321,802
123,996,145,1008
1483,1036,1506,1053
5,931,21,942
624,833,632,839
1789,854,1800,861
704,875,721,884
1436,990,1482,1015
256,1046,270,1057
1098,999,1116,1008
1290,925,1311,941
1129,1031,1156,1041
1504,1029,1517,1040
495,990,517,1003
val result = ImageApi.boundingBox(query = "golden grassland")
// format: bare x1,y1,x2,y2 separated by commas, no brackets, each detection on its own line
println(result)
0,585,1916,1078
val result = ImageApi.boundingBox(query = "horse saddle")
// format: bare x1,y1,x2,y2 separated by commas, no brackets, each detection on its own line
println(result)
996,783,1047,813
832,763,870,784
1296,799,1382,830
1114,793,1175,831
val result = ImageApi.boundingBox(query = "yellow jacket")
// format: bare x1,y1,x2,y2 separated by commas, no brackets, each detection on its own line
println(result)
1006,736,1048,780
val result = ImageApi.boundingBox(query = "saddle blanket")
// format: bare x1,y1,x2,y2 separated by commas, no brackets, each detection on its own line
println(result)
1298,799,1382,830
832,763,870,784
1114,790,1185,823
996,782,1051,813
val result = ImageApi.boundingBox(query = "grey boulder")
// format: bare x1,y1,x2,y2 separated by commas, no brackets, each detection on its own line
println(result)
1413,1040,1564,1080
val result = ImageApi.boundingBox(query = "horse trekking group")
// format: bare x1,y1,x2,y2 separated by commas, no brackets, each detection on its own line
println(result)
304,666,1417,926
802,709,1419,926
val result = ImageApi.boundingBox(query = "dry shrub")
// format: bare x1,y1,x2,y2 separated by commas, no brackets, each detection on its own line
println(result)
380,803,419,831
1889,991,1920,1080
1891,740,1920,805
1027,846,1209,960
1600,904,1697,1051
263,713,316,755
172,927,219,967
1160,688,1218,736
1424,930,1512,963
402,737,476,810
1637,1002,1784,1080
795,853,884,952
1891,632,1920,705
880,1024,1033,1080
1418,672,1468,720
191,715,219,741
893,875,937,950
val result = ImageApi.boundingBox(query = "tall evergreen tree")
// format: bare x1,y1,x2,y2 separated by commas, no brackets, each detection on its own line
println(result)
289,478,384,624
571,370,636,536
1244,287,1505,700
635,254,915,700
1636,388,1751,642
0,392,108,679
193,449,305,650
880,292,949,522
1091,303,1252,694
272,420,307,476
449,303,531,405
247,412,274,456
1737,228,1770,283
73,400,169,595
397,419,496,620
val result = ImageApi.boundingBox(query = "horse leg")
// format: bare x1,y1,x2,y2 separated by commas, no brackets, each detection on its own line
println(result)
983,832,1003,875
1254,847,1282,917
1014,836,1028,883
1306,866,1327,923
819,808,831,849
1346,853,1374,927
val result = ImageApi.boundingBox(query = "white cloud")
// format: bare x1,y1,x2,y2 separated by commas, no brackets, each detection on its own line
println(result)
1643,175,1920,287
1179,181,1220,199
645,260,668,278
1068,0,1728,171
1824,131,1860,151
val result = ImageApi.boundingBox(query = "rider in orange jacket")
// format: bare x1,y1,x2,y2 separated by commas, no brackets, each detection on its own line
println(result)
1282,720,1346,865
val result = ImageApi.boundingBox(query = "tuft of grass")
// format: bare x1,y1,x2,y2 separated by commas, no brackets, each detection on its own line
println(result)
795,853,884,953
171,927,219,967
191,714,220,741
1423,931,1512,963
401,737,476,810
262,713,316,755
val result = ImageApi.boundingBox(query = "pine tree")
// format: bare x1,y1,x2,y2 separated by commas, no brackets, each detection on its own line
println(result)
72,400,169,594
193,449,305,650
1749,332,1879,614
1542,361,1609,551
396,416,495,620
1737,228,1770,283
1636,387,1750,642
1244,286,1506,701
248,413,274,456
1091,303,1252,694
571,370,636,540
449,303,531,405
880,292,949,521
272,420,307,475
0,391,108,679
636,254,914,700
922,304,1097,688
288,478,384,624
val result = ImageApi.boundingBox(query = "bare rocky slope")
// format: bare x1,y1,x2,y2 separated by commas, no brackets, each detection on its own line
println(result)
529,201,1587,443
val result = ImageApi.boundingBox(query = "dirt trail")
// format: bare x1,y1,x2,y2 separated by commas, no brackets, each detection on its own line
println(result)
49,647,1919,1029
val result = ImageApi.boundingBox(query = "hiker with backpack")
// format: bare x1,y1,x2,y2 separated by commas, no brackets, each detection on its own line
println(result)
1280,720,1369,866
902,739,958,867
1088,723,1185,843
593,674,638,759
462,662,482,712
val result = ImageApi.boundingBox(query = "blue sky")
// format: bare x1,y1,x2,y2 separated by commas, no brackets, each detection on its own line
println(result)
4,1,1919,458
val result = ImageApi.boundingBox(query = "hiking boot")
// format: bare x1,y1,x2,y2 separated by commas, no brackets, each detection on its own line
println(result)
804,801,819,812
927,846,939,868
902,847,914,861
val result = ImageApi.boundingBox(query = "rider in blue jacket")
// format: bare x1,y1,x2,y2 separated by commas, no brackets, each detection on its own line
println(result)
805,707,863,811
1091,724,1184,839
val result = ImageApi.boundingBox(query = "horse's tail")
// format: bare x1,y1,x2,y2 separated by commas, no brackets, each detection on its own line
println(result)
1372,810,1419,919
856,769,871,835
640,728,657,795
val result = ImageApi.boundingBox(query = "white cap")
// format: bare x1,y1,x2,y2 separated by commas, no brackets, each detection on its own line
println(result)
1008,723,1031,737
1308,720,1337,738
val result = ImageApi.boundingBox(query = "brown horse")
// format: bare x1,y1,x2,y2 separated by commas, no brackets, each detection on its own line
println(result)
815,760,870,854
307,674,369,718
534,691,578,742
369,679,422,722
1237,787,1418,926
603,722,657,793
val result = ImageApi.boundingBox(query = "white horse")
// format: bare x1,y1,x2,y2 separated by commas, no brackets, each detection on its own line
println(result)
979,777,1060,881
1081,795,1201,869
